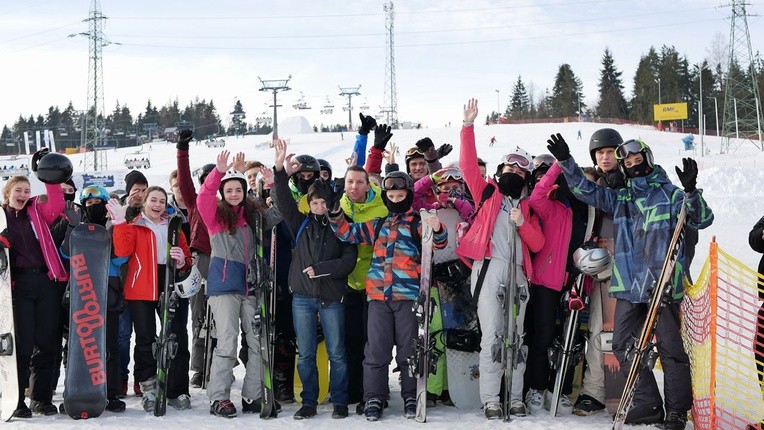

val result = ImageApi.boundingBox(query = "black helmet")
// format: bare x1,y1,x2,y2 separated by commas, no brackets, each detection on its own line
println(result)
317,158,332,177
294,155,320,173
35,152,73,184
382,171,414,192
589,128,624,164
199,163,215,185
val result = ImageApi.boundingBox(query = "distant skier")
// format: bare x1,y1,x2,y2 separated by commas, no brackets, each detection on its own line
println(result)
489,136,496,147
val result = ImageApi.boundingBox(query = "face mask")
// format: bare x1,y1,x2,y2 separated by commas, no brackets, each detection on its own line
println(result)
85,201,108,225
384,192,413,214
497,172,526,198
623,159,652,178
64,193,76,203
296,176,316,195
554,178,572,201
602,169,626,189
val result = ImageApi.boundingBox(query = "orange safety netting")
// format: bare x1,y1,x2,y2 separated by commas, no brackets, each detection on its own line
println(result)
682,239,764,429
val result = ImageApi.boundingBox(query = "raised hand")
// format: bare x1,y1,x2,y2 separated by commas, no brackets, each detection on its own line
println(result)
383,142,397,165
65,200,81,227
216,150,232,173
359,113,377,135
233,152,246,173
675,157,698,193
177,129,193,151
546,133,571,161
284,153,302,176
31,147,50,172
415,137,434,153
463,98,478,123
436,143,453,160
373,124,393,150
106,198,128,225
274,139,288,171
344,151,358,167
260,165,275,188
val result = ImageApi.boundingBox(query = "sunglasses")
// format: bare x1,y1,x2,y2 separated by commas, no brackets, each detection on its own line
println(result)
504,153,532,171
615,139,648,160
81,186,108,201
383,175,411,190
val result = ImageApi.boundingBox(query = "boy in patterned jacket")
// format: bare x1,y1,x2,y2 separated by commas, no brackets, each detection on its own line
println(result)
328,171,446,422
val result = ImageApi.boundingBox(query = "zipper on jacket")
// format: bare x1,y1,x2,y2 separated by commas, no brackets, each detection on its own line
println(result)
540,250,554,274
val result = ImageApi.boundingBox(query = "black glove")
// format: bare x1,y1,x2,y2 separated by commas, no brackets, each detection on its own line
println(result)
373,124,393,150
64,201,81,228
31,147,50,172
415,137,435,153
177,129,193,151
436,143,453,160
358,113,377,135
328,180,345,215
546,133,571,161
675,157,698,193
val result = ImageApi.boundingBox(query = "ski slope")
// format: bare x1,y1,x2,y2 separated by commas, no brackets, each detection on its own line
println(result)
6,117,764,428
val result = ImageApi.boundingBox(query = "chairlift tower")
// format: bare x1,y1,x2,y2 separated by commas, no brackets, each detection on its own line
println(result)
339,85,361,131
380,1,398,128
69,0,118,171
721,0,763,152
258,75,291,140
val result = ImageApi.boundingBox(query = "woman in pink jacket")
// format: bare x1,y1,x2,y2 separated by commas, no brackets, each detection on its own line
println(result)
456,99,544,419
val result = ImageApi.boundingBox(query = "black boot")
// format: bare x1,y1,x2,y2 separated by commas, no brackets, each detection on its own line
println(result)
663,410,687,430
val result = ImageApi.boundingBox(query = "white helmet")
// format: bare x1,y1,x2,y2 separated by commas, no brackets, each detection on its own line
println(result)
220,169,248,194
573,244,612,277
174,265,203,298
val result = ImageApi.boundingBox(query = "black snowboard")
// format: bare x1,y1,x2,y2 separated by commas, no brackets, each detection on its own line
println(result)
63,223,111,419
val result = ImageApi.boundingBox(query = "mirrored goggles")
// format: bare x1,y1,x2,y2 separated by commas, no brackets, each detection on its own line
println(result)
615,139,648,160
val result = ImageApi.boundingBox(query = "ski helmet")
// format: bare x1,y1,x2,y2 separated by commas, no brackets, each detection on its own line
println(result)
589,128,624,164
531,153,555,182
434,166,464,186
174,265,202,298
573,244,612,277
294,154,320,173
381,171,414,213
219,169,248,196
198,163,215,185
35,152,73,184
79,185,110,204
317,158,332,178
615,139,654,178
404,147,426,172
500,147,533,172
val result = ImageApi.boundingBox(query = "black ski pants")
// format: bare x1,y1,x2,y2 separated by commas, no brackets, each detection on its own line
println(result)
12,269,61,404
612,299,692,413
344,289,368,405
525,283,568,393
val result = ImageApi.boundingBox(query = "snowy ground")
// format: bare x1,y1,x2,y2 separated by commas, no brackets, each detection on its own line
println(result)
6,117,764,428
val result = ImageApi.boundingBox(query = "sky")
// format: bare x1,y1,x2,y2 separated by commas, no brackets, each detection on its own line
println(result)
1,0,762,131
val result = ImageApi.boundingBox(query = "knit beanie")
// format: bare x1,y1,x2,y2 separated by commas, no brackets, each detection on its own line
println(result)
124,170,148,195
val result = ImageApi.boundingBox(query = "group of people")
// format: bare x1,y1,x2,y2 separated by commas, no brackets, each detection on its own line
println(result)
2,98,718,430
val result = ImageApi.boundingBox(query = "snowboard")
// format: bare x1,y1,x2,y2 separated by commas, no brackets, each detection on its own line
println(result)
0,208,18,422
63,223,111,419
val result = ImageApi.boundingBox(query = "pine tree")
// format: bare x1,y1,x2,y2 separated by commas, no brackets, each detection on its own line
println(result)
229,99,247,136
630,47,660,123
509,76,530,119
596,48,628,119
550,64,583,118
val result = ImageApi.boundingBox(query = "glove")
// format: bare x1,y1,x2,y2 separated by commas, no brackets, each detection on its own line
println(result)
169,246,186,269
177,129,193,151
106,198,128,225
415,137,435,153
373,124,393,150
64,201,81,228
436,143,453,160
546,133,571,161
675,157,698,193
358,113,377,135
31,147,50,172
326,181,345,217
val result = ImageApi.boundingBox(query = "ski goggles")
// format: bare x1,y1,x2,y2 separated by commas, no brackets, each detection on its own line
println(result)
382,175,411,191
405,147,425,158
503,153,532,171
533,154,556,170
615,139,649,160
438,167,463,182
80,186,109,202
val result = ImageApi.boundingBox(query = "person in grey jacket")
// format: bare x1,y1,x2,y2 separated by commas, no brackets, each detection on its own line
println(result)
272,138,358,420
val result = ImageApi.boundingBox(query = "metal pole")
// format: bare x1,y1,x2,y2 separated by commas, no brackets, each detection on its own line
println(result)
657,77,662,104
699,71,704,156
734,98,739,138
713,97,719,137
272,90,278,140
495,89,500,123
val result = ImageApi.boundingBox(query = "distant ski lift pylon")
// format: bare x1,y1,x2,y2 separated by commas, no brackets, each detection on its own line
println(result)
123,149,151,169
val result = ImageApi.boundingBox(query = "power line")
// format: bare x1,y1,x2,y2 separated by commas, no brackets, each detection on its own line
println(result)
0,21,81,45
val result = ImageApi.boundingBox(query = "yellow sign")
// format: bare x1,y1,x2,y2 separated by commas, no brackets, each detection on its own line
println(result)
653,103,688,121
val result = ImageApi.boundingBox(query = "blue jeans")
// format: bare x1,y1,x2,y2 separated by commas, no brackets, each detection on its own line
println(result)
292,295,348,407
118,305,133,378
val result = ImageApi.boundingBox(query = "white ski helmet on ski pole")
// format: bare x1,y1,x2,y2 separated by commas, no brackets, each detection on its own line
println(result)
174,265,203,298
573,244,612,277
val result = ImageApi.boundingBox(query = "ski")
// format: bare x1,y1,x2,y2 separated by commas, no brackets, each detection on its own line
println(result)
153,215,182,417
412,209,435,423
252,206,277,419
0,210,18,422
63,223,111,419
549,274,588,416
501,223,518,422
199,296,213,390
611,198,687,430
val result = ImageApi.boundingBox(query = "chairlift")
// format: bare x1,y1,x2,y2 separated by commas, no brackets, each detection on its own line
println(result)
0,155,30,179
205,138,226,148
175,121,194,132
58,125,69,137
360,99,370,111
320,97,334,115
123,151,151,170
292,92,312,110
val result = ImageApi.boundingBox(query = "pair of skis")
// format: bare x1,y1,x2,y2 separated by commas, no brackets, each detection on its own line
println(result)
252,206,278,419
612,198,687,430
412,209,436,423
